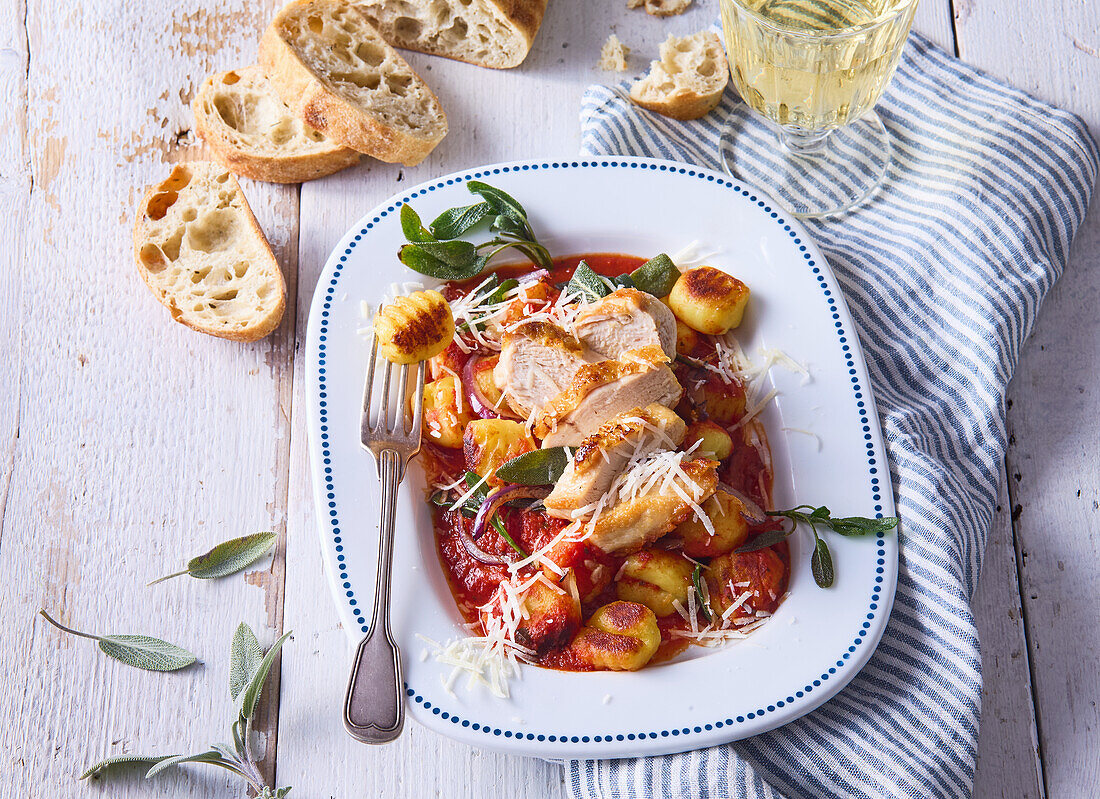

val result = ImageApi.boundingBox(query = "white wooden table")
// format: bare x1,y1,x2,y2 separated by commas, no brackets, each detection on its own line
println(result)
2,0,1096,796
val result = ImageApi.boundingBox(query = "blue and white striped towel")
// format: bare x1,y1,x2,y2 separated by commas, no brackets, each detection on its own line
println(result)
569,31,1098,799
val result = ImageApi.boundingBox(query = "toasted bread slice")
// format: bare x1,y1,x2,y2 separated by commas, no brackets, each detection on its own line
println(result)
133,162,287,342
630,32,728,121
259,0,447,166
192,65,360,183
354,0,549,69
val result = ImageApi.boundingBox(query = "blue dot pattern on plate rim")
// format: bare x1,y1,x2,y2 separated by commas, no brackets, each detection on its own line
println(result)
314,159,888,745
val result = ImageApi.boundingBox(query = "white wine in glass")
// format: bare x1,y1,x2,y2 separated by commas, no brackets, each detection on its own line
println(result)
719,0,918,216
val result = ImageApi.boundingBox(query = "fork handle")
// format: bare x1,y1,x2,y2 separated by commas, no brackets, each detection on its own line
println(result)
343,448,404,744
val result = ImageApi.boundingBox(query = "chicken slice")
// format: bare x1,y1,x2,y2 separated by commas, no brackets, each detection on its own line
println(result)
535,346,683,447
574,288,677,360
544,404,687,517
493,321,591,420
583,458,718,554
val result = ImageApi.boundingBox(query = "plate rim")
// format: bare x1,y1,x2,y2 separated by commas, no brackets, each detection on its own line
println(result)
304,156,898,758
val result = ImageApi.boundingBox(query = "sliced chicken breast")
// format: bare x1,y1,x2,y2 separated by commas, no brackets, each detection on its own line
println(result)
494,321,590,420
536,346,683,447
574,288,677,360
545,404,687,517
583,458,718,554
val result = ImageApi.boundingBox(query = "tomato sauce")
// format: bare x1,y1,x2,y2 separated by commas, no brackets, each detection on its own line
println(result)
422,254,789,671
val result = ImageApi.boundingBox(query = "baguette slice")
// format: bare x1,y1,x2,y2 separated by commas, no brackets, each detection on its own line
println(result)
353,0,549,69
259,0,447,166
133,162,287,342
193,65,361,183
630,32,729,121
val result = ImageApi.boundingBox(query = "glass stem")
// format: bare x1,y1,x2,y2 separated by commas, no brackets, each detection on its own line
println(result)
779,128,833,155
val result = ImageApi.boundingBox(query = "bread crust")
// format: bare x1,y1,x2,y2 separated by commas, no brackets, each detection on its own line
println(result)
132,163,286,342
258,0,447,166
631,90,723,121
192,67,361,183
355,0,550,69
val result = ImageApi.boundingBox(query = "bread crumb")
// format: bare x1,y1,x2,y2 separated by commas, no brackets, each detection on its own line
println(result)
598,34,630,72
629,0,693,15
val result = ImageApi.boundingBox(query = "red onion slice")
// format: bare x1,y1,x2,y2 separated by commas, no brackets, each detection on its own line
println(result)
716,482,767,524
472,484,553,543
462,354,501,419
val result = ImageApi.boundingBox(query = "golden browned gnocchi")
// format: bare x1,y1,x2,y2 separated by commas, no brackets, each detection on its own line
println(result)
684,419,733,461
569,601,661,671
704,547,786,617
513,578,582,655
668,266,750,335
615,549,694,616
463,419,537,485
374,289,455,364
675,490,751,557
422,375,475,448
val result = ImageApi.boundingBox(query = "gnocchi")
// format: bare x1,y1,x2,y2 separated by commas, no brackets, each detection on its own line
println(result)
513,578,582,655
675,490,751,557
685,419,733,461
374,289,455,364
615,549,694,616
570,601,661,671
463,419,537,485
704,547,786,618
422,375,475,448
668,266,750,335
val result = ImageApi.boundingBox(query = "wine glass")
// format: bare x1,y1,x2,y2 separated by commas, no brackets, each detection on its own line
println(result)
718,0,919,217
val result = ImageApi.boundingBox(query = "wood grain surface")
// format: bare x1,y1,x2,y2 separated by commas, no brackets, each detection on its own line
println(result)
1,0,1096,796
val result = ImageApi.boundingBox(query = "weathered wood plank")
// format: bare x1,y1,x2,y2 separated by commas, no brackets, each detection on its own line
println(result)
0,0,29,545
954,1,1100,795
972,469,1045,799
0,0,298,795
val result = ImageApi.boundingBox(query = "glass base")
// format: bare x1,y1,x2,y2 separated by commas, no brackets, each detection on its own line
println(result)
720,109,891,218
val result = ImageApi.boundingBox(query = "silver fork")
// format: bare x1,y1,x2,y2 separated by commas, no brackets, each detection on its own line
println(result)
343,334,426,745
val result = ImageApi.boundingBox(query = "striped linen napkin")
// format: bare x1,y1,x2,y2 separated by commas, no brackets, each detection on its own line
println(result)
569,31,1097,799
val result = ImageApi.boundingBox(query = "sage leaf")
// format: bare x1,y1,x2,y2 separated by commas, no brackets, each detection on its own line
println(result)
494,447,570,485
38,610,197,672
145,750,244,780
630,253,680,298
734,527,792,553
229,622,264,701
399,203,435,243
398,243,482,281
240,630,293,720
80,754,176,780
692,564,712,622
98,635,198,672
829,515,900,537
467,181,529,228
430,202,492,239
150,532,277,586
565,261,610,303
811,537,835,588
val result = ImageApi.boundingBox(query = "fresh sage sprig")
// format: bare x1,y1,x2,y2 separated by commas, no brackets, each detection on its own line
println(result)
398,181,552,281
38,610,197,672
148,531,277,586
81,622,292,797
737,505,898,589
